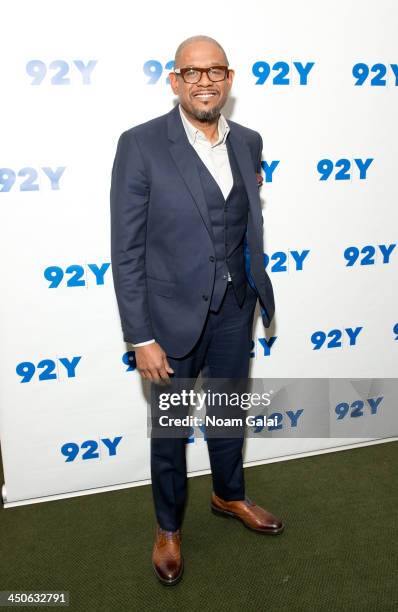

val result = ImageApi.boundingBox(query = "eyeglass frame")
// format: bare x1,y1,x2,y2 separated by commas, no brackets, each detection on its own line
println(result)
173,65,231,84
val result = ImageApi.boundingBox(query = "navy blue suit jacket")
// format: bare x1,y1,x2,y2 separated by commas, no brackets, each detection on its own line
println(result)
110,104,275,358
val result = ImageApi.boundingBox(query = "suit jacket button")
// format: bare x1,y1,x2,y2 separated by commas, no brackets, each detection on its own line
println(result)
209,256,215,262
202,294,209,301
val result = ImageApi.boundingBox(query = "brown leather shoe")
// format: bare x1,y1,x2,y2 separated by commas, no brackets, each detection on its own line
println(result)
152,525,184,585
211,492,284,535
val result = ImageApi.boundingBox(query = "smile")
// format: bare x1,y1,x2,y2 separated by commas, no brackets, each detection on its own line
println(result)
192,92,218,99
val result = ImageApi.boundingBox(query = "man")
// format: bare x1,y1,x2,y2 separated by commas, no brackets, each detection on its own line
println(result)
110,35,284,586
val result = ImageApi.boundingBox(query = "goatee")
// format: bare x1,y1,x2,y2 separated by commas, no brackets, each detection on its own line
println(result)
192,105,222,123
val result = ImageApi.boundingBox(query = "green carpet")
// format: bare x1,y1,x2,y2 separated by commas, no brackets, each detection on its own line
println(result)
0,441,397,612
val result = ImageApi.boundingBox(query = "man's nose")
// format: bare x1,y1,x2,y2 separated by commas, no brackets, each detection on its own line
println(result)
197,70,212,85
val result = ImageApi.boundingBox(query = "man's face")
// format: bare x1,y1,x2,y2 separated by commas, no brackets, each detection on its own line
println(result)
169,41,234,122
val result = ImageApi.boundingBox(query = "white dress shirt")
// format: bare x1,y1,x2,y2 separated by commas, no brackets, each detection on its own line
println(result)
131,105,233,348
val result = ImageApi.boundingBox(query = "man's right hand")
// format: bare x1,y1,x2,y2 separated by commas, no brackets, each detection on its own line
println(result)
134,342,174,383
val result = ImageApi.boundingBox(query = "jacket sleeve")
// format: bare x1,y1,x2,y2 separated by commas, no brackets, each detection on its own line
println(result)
256,133,264,227
256,133,263,174
110,130,154,344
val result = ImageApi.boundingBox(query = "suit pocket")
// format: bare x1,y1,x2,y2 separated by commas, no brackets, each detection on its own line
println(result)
146,275,176,298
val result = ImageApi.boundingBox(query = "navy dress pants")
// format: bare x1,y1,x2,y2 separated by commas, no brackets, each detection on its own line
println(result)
150,282,257,531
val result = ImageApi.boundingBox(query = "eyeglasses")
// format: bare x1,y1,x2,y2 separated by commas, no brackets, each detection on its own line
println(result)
174,66,230,84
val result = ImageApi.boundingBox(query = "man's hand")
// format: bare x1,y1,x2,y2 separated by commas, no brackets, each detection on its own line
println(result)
134,342,174,382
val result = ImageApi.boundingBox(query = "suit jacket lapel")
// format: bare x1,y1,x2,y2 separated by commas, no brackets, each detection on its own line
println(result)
227,124,269,307
227,128,263,251
167,106,215,242
167,106,263,251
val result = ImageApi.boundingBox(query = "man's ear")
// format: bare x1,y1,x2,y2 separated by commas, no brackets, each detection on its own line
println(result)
169,72,179,95
227,69,235,87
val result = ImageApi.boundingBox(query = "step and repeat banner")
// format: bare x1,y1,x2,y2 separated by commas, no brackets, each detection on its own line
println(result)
0,0,397,505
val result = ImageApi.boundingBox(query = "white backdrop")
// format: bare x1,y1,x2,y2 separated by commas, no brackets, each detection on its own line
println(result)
0,0,397,506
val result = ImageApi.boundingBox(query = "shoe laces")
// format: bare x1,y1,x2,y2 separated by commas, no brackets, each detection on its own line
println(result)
158,526,181,541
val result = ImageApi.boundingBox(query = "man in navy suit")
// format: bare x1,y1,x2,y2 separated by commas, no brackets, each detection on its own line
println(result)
110,35,284,586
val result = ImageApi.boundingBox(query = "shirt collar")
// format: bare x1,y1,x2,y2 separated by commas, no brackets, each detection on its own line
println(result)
179,104,230,147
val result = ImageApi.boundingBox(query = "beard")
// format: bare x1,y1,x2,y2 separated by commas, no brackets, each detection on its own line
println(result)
190,103,222,123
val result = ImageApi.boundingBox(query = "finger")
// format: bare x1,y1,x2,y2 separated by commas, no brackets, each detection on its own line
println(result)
148,367,162,384
163,357,175,374
157,365,170,381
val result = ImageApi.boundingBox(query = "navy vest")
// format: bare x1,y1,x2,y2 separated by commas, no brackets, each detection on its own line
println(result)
193,138,250,311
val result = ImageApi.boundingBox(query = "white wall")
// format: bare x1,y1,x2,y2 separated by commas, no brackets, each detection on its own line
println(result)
0,0,397,505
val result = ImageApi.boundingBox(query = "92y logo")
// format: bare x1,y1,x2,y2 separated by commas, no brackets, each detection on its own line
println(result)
252,61,314,85
61,436,122,462
317,158,373,181
26,60,97,85
44,263,110,288
16,357,81,383
0,167,65,192
353,63,398,86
